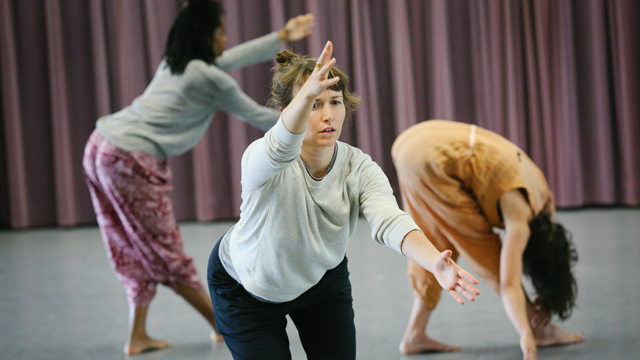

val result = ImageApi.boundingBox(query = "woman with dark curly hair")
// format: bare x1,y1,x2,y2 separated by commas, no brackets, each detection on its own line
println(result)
392,120,583,360
207,43,481,360
82,0,313,354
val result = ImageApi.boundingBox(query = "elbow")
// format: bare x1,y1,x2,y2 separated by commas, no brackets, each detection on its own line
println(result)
499,281,519,295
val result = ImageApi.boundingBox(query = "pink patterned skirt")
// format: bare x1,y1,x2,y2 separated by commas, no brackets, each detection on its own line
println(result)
83,129,203,306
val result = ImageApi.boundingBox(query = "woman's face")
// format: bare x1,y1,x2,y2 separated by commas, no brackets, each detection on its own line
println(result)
303,88,346,149
213,19,227,57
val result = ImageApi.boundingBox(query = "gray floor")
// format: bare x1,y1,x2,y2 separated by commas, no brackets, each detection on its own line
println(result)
1,208,639,359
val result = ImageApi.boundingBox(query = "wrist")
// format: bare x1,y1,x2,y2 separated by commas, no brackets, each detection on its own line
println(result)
297,85,318,101
278,28,288,42
520,328,534,339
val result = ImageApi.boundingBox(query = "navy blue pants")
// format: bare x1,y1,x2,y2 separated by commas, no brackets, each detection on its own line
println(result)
207,238,356,360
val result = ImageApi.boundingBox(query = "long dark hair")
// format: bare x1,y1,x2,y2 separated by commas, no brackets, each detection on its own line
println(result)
523,211,578,320
164,0,224,74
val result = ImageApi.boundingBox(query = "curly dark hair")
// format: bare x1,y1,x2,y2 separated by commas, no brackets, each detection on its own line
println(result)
523,211,578,320
164,0,224,74
268,50,361,121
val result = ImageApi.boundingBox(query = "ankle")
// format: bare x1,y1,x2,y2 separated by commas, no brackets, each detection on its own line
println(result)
403,330,427,342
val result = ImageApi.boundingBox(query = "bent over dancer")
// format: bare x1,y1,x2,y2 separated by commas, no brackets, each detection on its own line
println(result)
392,120,583,360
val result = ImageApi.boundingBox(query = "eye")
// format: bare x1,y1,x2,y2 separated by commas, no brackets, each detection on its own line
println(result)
331,100,342,106
312,103,320,109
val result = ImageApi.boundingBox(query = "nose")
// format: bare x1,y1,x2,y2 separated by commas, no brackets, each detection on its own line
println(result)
321,103,334,122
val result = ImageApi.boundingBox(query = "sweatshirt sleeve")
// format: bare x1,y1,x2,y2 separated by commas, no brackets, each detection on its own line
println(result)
216,76,279,131
241,117,305,189
215,32,281,71
356,155,421,254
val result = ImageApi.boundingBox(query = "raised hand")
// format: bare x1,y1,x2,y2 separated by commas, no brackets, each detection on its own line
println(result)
298,41,340,100
432,250,481,304
278,14,315,42
281,41,339,134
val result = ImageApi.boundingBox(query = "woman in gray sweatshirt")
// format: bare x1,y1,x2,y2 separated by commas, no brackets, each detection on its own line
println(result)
207,41,481,360
82,0,314,354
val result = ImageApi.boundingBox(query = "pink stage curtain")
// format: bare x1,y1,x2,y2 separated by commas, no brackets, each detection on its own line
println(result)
0,0,638,228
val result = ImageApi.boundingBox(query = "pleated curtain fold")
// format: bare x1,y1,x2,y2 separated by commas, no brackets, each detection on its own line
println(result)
0,0,638,228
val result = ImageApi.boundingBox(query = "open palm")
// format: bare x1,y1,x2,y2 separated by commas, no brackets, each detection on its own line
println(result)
280,14,314,42
433,250,480,304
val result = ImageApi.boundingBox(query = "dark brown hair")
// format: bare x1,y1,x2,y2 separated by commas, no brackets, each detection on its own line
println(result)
268,50,361,120
523,211,578,320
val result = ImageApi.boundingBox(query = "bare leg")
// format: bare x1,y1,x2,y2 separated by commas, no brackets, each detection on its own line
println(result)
399,297,460,354
175,282,224,341
124,305,171,355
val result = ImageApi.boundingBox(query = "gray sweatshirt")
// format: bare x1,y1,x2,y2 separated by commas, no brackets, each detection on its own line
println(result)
218,118,421,303
96,32,281,159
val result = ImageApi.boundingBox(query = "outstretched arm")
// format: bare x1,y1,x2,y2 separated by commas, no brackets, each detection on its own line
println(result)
217,14,314,71
401,230,480,305
499,189,536,360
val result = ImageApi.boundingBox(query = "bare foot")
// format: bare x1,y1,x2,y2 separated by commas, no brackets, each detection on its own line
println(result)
533,323,583,347
124,336,171,355
211,331,225,342
399,334,460,355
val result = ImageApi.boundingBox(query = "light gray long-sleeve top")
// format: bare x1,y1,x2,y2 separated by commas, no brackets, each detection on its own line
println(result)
218,117,421,303
96,32,281,159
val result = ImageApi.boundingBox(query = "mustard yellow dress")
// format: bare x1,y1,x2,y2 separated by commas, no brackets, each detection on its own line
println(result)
392,120,554,309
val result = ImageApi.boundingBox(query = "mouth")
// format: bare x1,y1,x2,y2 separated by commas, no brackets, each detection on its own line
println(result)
320,127,336,134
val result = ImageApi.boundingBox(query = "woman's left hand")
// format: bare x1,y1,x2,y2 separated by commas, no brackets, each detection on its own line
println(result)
529,298,551,328
433,250,481,304
279,14,315,42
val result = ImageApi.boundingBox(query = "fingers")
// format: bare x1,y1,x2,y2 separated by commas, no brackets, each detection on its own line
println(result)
541,316,551,327
458,268,479,285
316,41,333,68
300,13,314,28
455,284,475,302
448,280,479,304
294,13,314,24
314,44,337,88
448,289,465,305
530,312,550,328
294,14,314,35
531,313,542,328
530,314,538,328
457,275,480,296
319,57,336,77
282,14,315,42
454,277,479,301
319,76,340,88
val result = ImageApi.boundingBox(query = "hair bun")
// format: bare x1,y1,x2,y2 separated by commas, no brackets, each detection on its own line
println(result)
275,50,298,67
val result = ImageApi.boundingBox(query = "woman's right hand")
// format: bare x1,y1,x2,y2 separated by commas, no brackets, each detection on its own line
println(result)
282,41,340,134
297,41,340,100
